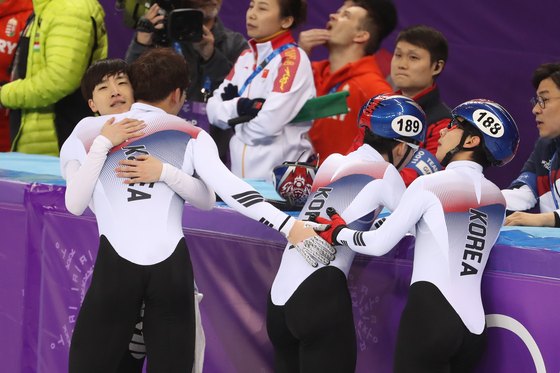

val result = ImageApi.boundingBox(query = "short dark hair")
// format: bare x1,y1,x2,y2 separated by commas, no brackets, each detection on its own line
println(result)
532,62,560,90
81,58,128,101
128,48,189,102
353,0,397,55
278,0,307,29
396,25,448,65
460,121,491,168
362,127,399,155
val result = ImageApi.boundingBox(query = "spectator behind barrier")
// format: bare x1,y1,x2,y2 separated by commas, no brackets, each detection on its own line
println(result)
0,0,107,156
0,0,32,152
302,0,397,162
125,0,248,163
504,62,560,227
389,25,452,186
207,0,315,182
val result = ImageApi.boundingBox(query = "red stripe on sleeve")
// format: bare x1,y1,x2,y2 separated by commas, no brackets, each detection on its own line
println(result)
272,47,300,93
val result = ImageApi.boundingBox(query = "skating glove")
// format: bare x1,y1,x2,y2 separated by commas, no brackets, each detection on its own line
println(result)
310,207,347,246
289,229,336,267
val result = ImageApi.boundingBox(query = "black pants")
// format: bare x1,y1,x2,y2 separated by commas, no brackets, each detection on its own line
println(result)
394,281,486,373
209,125,233,166
267,266,357,373
69,235,195,373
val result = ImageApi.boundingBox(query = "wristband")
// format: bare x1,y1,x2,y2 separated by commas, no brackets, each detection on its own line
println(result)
406,149,442,176
554,211,560,228
136,17,155,34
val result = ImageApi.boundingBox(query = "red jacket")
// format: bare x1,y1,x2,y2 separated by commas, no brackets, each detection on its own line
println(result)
0,0,32,151
309,55,392,162
398,85,451,185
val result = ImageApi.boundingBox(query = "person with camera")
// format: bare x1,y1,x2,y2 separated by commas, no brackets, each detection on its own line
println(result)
125,0,248,163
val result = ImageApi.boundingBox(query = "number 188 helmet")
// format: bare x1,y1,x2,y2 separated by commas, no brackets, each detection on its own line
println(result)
450,99,520,167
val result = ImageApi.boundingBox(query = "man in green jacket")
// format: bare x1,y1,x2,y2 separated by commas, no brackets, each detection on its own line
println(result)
0,0,107,155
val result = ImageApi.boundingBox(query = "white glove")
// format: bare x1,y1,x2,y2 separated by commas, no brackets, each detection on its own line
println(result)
290,235,336,268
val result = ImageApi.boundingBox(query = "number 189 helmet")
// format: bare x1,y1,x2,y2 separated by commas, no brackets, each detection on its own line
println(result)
358,94,427,145
450,99,520,167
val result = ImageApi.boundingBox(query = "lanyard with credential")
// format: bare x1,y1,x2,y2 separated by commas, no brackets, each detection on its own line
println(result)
550,152,560,209
328,82,342,94
238,43,296,96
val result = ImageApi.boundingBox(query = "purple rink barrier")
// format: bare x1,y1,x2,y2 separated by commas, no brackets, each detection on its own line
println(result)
0,179,27,373
1,176,560,372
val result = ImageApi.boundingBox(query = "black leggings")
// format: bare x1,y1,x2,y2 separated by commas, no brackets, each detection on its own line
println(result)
394,281,486,373
69,235,195,373
267,266,357,373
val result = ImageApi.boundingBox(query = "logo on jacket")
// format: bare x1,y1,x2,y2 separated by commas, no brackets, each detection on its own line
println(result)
5,18,17,37
278,67,291,91
273,48,298,93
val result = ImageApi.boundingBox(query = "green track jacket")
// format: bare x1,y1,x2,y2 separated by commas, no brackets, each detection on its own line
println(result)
1,0,107,155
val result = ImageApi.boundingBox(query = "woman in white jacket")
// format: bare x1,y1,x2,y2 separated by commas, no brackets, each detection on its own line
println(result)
207,0,314,182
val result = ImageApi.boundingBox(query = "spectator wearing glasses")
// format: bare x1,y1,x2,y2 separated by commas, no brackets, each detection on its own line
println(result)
503,63,560,227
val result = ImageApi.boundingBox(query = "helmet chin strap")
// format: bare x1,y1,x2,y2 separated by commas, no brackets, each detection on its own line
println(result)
395,145,413,170
387,148,394,166
441,131,471,167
